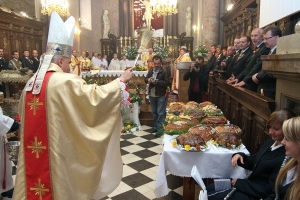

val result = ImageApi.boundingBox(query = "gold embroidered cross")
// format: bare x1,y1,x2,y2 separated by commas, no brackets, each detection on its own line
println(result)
27,136,46,158
30,178,49,200
27,95,43,115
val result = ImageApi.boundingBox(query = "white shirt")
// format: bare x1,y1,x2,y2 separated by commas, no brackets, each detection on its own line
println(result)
269,46,277,55
91,56,100,67
120,59,129,70
102,59,108,70
109,59,120,70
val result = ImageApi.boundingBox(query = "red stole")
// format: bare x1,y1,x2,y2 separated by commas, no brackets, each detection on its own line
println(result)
24,72,53,200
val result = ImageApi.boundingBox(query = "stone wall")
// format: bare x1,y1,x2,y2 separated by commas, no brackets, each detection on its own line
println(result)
78,0,119,53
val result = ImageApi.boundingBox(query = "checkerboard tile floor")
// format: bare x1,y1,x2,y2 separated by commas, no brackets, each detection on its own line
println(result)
5,125,189,200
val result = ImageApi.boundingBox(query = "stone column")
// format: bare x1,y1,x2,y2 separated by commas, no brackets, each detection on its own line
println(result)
202,0,220,47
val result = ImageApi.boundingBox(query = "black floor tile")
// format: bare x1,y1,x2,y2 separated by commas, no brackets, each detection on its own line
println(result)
120,140,134,148
127,160,155,172
143,128,153,133
166,174,183,190
121,134,137,140
157,191,182,200
112,189,149,200
133,149,157,159
121,149,130,156
141,133,156,140
137,141,159,149
122,173,153,188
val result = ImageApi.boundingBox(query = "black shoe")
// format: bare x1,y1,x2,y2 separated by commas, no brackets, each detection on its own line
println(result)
152,129,157,133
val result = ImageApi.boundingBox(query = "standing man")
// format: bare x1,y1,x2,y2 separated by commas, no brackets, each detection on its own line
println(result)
108,53,120,70
78,50,92,70
8,51,22,70
226,39,241,78
70,49,81,75
252,25,282,100
13,11,134,200
30,50,39,73
0,48,8,96
145,55,170,134
227,36,253,83
120,55,130,70
91,52,99,67
233,28,270,92
21,50,34,69
142,47,155,70
183,56,208,103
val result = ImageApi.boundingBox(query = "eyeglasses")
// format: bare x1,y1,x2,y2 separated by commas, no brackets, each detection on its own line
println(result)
263,36,274,41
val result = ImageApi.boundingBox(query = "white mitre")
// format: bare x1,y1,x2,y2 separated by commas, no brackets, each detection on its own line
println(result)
25,11,75,94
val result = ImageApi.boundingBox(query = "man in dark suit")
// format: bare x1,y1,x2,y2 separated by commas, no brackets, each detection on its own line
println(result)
233,28,270,92
0,48,8,97
221,46,234,72
30,49,40,72
206,45,217,72
226,39,241,79
227,36,253,84
252,25,282,100
21,50,34,69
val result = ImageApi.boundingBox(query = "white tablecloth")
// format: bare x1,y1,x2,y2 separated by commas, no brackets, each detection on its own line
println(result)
154,134,250,198
81,70,148,77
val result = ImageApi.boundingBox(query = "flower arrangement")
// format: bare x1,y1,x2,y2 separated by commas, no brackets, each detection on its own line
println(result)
153,46,170,58
193,43,208,58
121,119,139,134
134,64,147,71
122,46,138,59
82,73,109,86
128,82,143,106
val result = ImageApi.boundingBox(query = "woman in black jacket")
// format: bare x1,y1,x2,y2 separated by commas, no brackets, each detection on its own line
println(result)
183,56,208,103
267,116,300,200
207,109,296,200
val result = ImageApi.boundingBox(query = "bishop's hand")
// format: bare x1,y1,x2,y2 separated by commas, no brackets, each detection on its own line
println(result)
120,67,134,83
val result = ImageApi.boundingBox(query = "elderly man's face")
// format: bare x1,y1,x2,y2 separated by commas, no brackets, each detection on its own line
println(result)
227,47,234,56
81,51,86,57
60,57,71,73
251,29,263,46
32,50,38,57
72,50,77,57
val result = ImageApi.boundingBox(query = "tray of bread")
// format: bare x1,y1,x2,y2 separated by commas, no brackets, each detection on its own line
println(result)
209,125,243,150
163,101,228,136
171,132,208,152
165,101,244,150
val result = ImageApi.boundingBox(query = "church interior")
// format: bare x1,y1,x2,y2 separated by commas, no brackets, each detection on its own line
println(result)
1,0,300,199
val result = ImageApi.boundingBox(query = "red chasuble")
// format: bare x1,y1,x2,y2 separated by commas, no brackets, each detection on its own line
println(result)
24,72,53,200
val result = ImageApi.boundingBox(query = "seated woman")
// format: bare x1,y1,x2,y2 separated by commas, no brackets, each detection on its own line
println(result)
265,116,300,200
207,109,296,200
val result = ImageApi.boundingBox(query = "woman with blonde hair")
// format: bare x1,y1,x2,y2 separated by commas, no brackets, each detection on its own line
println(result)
207,109,296,200
272,116,300,200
